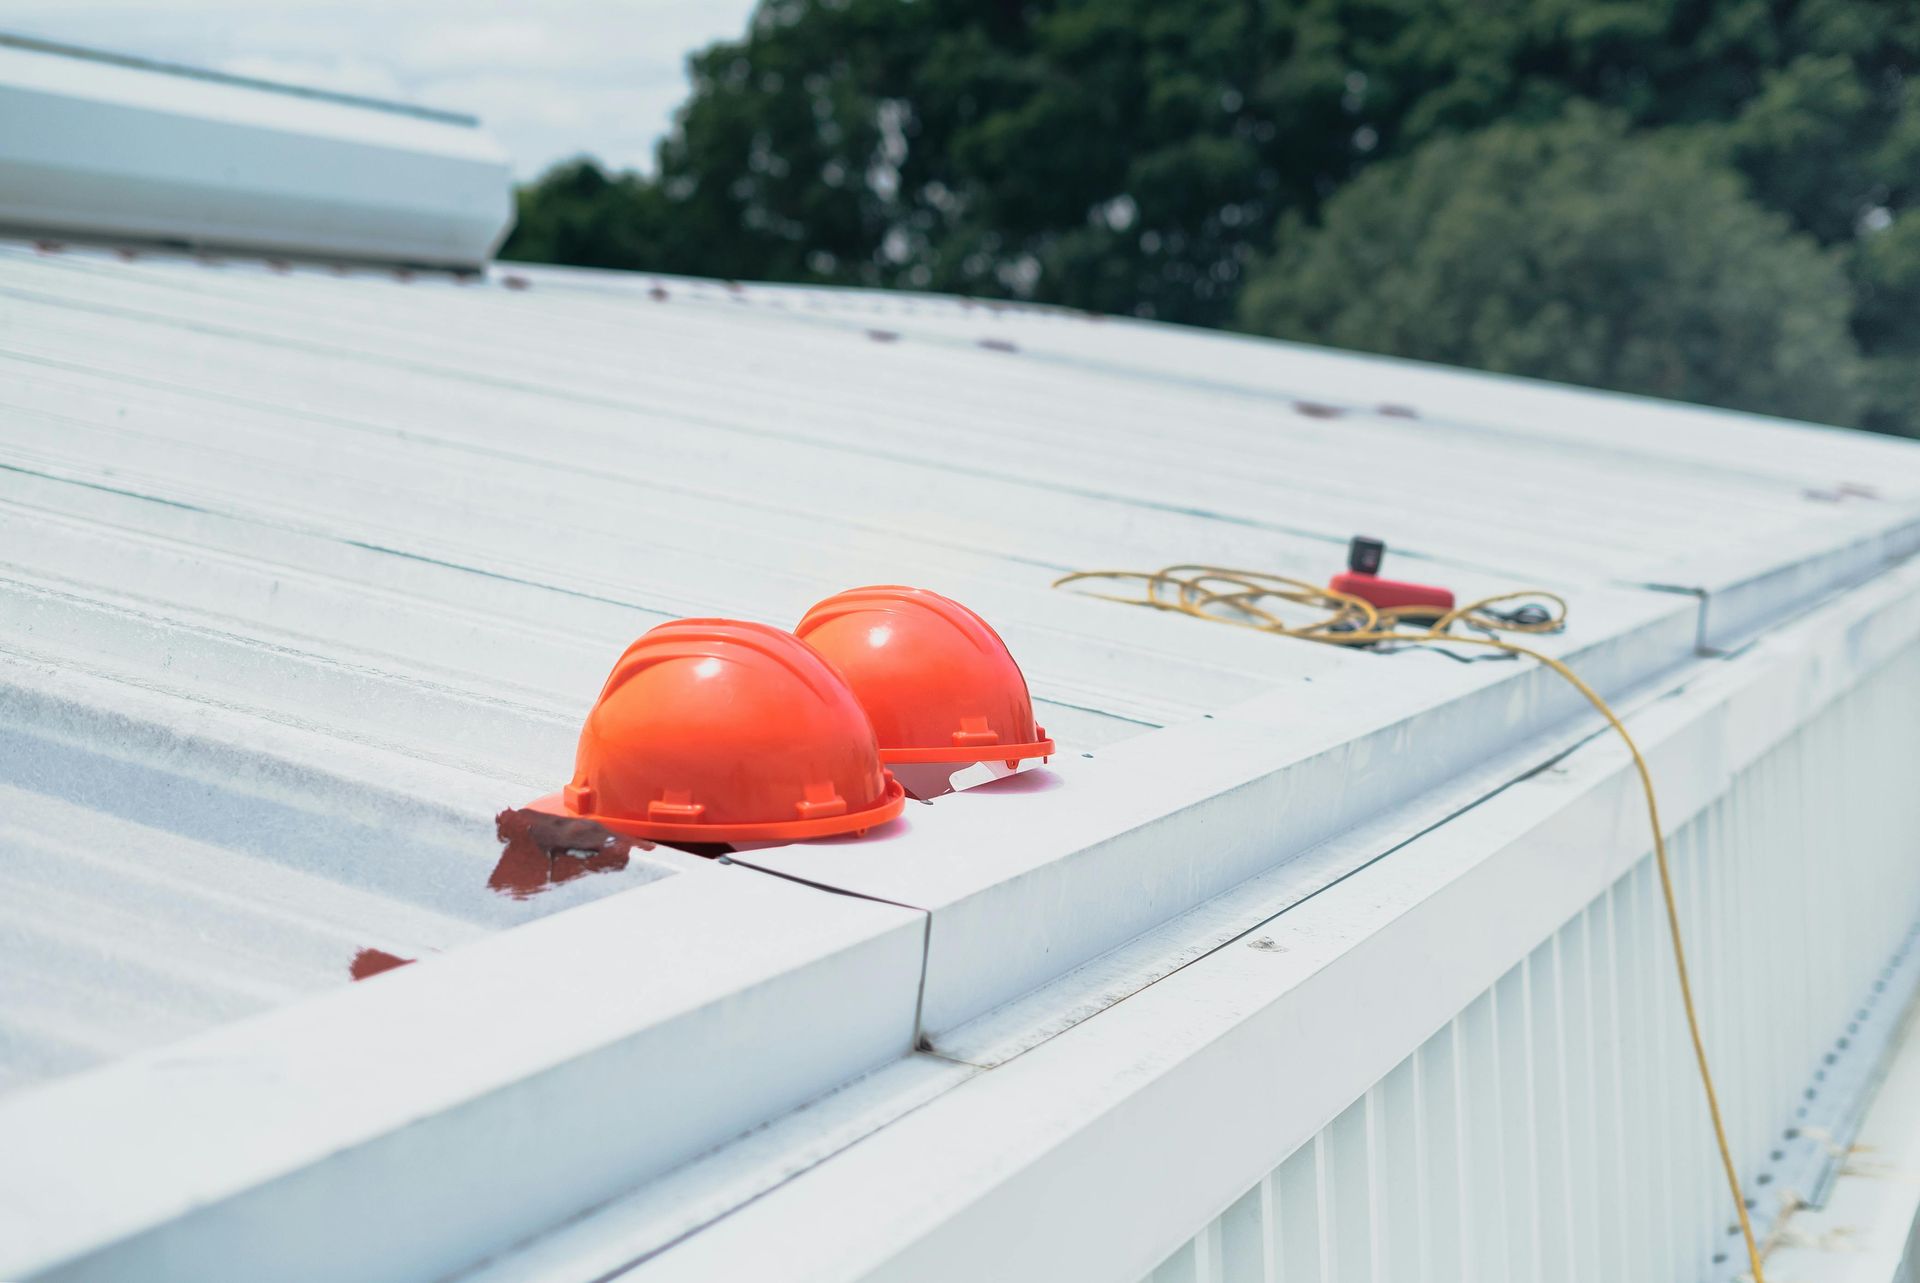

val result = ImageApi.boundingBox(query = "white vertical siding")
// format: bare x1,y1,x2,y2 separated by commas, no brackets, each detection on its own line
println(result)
1146,644,1920,1283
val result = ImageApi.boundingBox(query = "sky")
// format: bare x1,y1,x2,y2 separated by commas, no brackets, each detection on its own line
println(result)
0,0,761,177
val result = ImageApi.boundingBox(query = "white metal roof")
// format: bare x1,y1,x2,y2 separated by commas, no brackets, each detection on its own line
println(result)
2,236,1919,1281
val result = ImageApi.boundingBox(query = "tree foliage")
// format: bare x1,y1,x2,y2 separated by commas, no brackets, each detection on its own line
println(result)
504,161,671,270
1237,110,1865,425
502,0,1920,434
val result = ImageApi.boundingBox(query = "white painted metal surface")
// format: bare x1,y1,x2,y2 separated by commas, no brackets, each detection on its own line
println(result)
1761,968,1920,1283
0,35,513,267
1138,645,1920,1283
1,237,1918,1281
596,559,1920,1283
0,855,924,1283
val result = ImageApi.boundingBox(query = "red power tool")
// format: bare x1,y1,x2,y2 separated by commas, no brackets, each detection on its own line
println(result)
1329,536,1455,614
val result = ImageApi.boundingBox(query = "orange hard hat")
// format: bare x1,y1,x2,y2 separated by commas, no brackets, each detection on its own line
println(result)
795,586,1053,766
527,619,904,843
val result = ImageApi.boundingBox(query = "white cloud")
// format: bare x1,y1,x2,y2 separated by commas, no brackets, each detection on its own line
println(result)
0,0,760,176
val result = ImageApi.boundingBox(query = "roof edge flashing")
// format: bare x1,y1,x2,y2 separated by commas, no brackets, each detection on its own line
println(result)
0,37,514,269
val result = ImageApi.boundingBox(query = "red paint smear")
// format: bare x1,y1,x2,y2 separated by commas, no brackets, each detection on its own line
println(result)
490,808,651,900
350,948,414,980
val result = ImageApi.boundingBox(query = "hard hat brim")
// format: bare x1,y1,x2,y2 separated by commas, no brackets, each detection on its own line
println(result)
523,772,907,845
878,736,1055,766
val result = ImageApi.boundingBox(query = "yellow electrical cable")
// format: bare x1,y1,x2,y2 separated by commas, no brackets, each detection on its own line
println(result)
1054,565,1768,1283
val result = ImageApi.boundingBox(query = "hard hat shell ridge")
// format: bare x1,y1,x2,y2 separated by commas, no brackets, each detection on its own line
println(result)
795,586,1053,767
528,618,904,843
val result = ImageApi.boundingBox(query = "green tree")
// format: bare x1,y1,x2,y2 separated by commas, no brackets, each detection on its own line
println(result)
1236,110,1865,426
1850,209,1920,435
502,0,1920,431
503,160,669,270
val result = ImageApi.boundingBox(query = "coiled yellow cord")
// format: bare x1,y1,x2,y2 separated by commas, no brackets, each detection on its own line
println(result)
1054,566,1767,1283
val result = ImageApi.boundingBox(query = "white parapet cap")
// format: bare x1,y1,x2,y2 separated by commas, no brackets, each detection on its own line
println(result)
0,33,515,268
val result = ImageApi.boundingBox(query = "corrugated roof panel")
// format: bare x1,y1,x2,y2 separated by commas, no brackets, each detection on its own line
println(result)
5,238,1920,1280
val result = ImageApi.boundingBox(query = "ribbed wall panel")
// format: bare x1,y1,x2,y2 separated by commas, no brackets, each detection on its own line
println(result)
1144,643,1920,1283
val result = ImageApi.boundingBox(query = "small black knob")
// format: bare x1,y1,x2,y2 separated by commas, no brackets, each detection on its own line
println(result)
1348,536,1385,576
